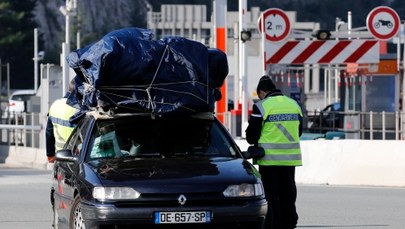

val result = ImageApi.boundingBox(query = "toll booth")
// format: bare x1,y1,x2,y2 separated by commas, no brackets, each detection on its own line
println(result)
340,54,400,139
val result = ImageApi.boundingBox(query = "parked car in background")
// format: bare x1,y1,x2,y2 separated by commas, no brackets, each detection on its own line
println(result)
309,102,342,133
52,111,267,229
1,89,37,122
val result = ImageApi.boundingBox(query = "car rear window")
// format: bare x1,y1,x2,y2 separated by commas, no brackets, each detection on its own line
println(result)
86,115,239,160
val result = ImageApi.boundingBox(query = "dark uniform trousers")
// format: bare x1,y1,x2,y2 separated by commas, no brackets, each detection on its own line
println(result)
259,165,298,229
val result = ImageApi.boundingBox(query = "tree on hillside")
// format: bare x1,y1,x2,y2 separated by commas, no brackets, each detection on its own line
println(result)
0,0,38,89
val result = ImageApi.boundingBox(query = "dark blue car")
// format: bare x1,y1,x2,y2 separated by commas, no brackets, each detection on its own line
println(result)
51,111,267,229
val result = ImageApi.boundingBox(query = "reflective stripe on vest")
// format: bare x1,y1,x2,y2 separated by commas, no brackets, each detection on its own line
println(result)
260,153,302,161
275,123,295,142
48,98,78,151
259,142,300,149
255,95,302,166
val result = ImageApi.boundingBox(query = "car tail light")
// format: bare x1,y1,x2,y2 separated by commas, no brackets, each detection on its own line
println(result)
8,102,15,106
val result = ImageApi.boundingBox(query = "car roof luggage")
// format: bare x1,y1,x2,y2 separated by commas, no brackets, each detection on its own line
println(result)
67,27,228,118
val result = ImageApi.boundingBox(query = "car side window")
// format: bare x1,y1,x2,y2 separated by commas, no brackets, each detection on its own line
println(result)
66,118,91,157
72,134,83,156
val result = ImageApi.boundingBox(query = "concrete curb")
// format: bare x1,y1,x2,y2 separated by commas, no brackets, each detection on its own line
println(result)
2,145,47,170
298,140,405,187
235,139,405,187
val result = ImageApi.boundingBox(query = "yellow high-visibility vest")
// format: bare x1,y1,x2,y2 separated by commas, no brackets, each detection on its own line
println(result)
255,95,303,166
48,98,79,151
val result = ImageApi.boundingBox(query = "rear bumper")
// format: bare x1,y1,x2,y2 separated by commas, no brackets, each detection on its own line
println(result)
81,199,267,228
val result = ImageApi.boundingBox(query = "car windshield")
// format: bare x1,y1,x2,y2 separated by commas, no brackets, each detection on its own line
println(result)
86,114,239,161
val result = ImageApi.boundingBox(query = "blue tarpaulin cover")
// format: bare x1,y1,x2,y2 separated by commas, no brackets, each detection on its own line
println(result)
67,27,228,117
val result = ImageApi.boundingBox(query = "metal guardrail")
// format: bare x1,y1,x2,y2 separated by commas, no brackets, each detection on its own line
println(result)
305,110,405,140
0,112,42,148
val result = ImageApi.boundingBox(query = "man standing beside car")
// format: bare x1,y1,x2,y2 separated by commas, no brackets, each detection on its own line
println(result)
245,75,303,229
45,79,80,163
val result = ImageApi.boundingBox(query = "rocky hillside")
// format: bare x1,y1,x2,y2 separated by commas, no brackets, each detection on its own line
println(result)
33,0,148,61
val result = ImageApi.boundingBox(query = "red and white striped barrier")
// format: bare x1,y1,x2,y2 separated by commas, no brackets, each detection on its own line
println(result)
265,40,379,65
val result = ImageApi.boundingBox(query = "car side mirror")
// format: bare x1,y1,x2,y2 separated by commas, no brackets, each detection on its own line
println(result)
56,149,78,162
242,146,265,159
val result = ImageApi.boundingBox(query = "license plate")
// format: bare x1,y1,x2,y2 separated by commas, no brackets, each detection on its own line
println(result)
154,211,211,224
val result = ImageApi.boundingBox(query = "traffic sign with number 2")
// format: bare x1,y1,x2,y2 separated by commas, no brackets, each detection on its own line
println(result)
258,8,291,42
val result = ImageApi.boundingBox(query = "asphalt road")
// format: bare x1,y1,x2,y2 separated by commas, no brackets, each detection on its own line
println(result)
0,165,52,229
1,165,405,229
296,185,405,228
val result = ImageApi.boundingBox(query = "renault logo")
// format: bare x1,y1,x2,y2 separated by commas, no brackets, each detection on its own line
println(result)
178,194,187,205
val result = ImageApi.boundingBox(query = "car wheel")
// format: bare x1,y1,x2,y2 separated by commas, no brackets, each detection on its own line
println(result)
70,195,86,229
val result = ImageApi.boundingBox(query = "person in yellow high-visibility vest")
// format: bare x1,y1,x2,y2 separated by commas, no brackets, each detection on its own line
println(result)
46,80,80,163
246,75,303,229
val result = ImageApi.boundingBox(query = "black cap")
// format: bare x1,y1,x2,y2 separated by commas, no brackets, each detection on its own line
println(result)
259,75,271,82
257,75,276,95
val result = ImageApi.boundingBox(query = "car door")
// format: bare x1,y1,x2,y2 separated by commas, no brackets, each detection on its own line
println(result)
53,117,92,224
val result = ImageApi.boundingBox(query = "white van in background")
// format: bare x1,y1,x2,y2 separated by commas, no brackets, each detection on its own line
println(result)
1,89,37,121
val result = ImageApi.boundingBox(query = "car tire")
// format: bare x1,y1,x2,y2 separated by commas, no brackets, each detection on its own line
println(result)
70,195,86,229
